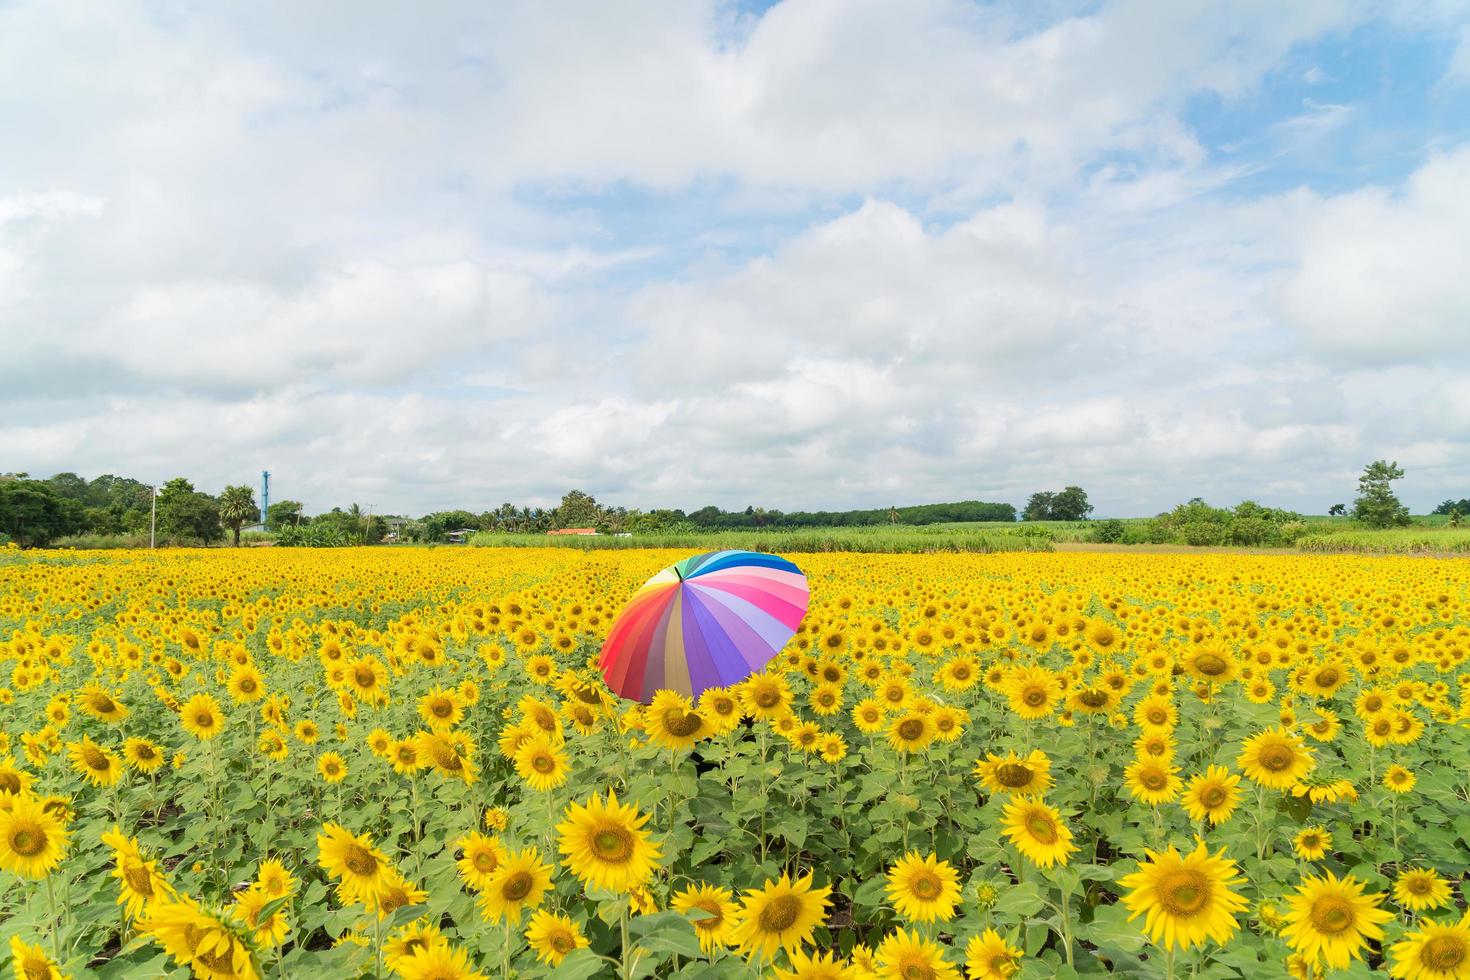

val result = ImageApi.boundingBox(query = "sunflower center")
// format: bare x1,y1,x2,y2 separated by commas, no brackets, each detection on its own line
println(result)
354,669,375,687
240,679,257,693
0,773,20,794
532,754,555,774
1423,936,1467,970
432,701,452,718
473,851,498,873
693,901,724,930
1200,786,1227,808
758,895,802,932
550,932,575,953
996,763,1034,788
502,871,533,901
593,827,634,864
755,690,779,708
1258,745,1295,772
193,945,239,976
1024,812,1058,844
900,955,935,980
897,719,924,741
1407,877,1431,895
1079,690,1109,707
1141,770,1167,790
82,746,109,770
22,956,52,980
1022,687,1047,707
663,710,702,737
1309,897,1356,935
1147,709,1168,725
912,873,941,899
1315,669,1339,687
1158,870,1210,916
1194,654,1227,676
195,711,214,728
342,843,379,878
124,862,155,896
10,825,45,857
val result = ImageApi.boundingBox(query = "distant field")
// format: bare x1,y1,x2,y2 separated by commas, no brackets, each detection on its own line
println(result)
1295,525,1470,554
469,525,1052,554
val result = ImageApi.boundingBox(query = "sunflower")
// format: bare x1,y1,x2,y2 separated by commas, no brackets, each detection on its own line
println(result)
524,908,589,965
1005,665,1062,720
317,751,347,784
316,822,391,907
886,711,934,753
973,750,1054,799
875,927,960,980
0,757,34,797
853,698,887,734
1119,840,1248,951
232,882,290,946
730,871,832,961
1237,728,1314,789
455,831,506,892
102,825,174,920
179,693,225,740
67,736,122,788
396,940,488,980
1388,910,1470,980
123,737,166,774
390,738,423,775
1384,765,1417,793
964,928,1023,979
1181,766,1241,826
1000,798,1076,868
0,793,69,879
79,683,129,722
1395,870,1452,912
346,655,388,703
818,733,848,763
772,948,853,980
645,690,714,751
1134,695,1178,732
1280,871,1394,970
255,857,295,899
418,686,464,732
138,894,255,980
742,673,793,720
479,847,554,924
366,870,428,920
384,918,448,973
556,790,660,892
698,687,744,733
514,734,569,792
227,664,265,703
1124,758,1183,806
8,936,65,980
1293,826,1332,861
1069,684,1119,715
885,851,961,923
672,883,741,954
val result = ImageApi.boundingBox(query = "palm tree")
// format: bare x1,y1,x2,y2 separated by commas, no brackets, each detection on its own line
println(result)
218,485,260,547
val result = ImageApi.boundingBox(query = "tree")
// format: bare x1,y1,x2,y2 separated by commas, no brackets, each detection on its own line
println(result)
156,478,223,544
0,479,86,546
267,500,306,529
1328,503,1346,517
1050,486,1094,521
1023,492,1055,522
218,485,260,547
1352,460,1411,529
553,490,601,530
1432,497,1470,517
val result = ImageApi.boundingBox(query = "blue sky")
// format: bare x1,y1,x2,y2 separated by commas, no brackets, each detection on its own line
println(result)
2,1,1469,517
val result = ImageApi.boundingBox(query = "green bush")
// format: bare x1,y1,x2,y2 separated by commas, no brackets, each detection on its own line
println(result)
1090,519,1126,543
1179,521,1226,546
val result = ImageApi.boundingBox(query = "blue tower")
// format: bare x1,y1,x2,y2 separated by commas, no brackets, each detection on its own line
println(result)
261,470,271,531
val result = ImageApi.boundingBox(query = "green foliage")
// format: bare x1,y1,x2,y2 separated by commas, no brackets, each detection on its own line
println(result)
471,524,1051,553
155,478,223,545
267,499,306,529
0,478,88,546
1024,487,1092,521
275,522,352,547
1432,497,1470,517
553,489,603,529
1353,459,1411,528
1089,519,1125,543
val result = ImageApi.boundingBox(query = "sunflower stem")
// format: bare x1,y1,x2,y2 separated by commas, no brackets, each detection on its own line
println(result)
45,872,61,962
373,905,383,979
1163,945,1175,980
1059,886,1074,968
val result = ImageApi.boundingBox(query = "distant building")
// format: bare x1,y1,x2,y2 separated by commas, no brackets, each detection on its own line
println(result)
548,528,597,536
446,528,476,544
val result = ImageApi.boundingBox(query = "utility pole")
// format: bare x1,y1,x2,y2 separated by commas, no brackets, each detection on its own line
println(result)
261,470,271,531
149,484,157,548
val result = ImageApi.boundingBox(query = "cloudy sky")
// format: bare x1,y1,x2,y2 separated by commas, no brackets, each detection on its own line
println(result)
4,1,1469,517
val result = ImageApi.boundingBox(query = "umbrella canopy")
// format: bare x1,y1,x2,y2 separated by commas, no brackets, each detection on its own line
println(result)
599,550,809,703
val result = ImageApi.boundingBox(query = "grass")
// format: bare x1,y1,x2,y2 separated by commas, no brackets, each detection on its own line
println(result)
1295,525,1470,554
470,524,1053,554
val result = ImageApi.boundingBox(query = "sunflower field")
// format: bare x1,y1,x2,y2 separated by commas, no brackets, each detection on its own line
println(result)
1,546,1469,980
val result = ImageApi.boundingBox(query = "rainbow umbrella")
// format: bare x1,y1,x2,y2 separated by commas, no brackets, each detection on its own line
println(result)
599,550,809,703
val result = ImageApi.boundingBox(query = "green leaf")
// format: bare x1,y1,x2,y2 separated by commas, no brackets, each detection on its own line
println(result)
993,881,1045,919
546,950,607,980
1081,903,1145,955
